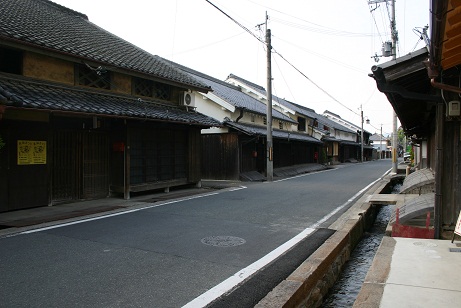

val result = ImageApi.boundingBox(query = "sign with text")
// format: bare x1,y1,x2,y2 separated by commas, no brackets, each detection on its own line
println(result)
17,140,47,165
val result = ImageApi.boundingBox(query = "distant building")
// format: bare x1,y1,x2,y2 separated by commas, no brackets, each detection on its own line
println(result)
369,133,391,158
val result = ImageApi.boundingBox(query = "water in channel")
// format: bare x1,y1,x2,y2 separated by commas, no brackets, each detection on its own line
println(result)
321,204,393,307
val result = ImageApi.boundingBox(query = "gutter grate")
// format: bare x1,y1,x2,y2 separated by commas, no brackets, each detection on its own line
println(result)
449,248,461,252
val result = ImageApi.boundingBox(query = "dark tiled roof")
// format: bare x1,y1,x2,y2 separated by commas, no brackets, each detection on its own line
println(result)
194,80,294,123
0,0,210,91
163,62,295,123
227,74,358,134
227,74,266,92
225,121,322,144
323,110,371,134
0,76,221,127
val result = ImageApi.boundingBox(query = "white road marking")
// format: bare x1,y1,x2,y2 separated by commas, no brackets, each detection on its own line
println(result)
182,227,316,308
18,188,244,235
16,169,391,307
183,169,391,307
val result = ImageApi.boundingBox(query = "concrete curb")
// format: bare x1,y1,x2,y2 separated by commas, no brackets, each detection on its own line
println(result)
256,177,391,307
353,236,396,307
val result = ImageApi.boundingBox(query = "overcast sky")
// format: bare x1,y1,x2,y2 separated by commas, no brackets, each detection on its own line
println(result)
52,0,429,136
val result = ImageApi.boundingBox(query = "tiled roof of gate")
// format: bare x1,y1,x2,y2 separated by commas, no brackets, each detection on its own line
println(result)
0,77,221,127
0,0,210,91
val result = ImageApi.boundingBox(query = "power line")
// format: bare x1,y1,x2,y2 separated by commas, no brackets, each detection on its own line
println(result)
205,0,264,44
273,34,369,74
271,16,374,37
271,48,360,117
173,32,246,55
248,0,374,38
205,0,360,117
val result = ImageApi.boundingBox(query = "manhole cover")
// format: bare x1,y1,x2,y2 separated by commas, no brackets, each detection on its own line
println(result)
201,236,246,247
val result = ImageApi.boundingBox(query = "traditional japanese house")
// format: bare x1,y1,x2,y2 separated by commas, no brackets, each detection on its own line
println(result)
370,0,461,238
0,0,220,212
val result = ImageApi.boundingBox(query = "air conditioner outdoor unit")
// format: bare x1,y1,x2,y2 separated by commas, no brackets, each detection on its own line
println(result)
180,91,195,107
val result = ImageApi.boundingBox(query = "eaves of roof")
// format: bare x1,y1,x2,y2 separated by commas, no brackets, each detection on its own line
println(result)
340,140,361,147
0,0,210,92
227,74,326,122
370,48,439,136
0,75,221,127
177,69,296,124
225,121,322,144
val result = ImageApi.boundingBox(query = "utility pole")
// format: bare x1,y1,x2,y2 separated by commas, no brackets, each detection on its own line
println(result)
380,124,383,159
391,0,398,173
368,0,398,172
361,106,364,162
265,12,273,181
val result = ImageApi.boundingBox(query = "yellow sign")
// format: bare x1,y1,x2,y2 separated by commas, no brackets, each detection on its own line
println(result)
17,140,47,165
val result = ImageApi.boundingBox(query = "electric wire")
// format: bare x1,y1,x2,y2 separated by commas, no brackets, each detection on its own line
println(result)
273,34,369,75
173,32,246,55
205,0,361,117
369,4,385,44
205,0,265,45
272,48,360,117
248,0,374,38
272,55,297,103
270,17,374,37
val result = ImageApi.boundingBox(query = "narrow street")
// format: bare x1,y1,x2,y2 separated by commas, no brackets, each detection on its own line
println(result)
0,160,391,307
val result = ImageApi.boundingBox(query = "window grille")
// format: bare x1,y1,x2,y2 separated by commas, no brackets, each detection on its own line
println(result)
133,77,171,101
76,64,111,89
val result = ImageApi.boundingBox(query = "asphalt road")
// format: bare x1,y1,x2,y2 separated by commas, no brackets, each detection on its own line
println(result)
0,160,391,307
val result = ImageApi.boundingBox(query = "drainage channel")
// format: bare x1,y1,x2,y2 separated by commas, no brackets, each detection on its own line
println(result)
321,204,393,307
321,177,403,307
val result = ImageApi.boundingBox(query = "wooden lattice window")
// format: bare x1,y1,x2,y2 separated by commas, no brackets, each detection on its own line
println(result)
153,82,171,100
76,64,111,89
133,77,171,101
133,78,153,97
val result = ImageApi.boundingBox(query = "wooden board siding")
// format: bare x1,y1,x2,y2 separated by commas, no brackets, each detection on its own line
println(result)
188,129,202,183
202,133,240,180
273,141,316,168
127,124,200,192
442,120,461,228
52,130,109,203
